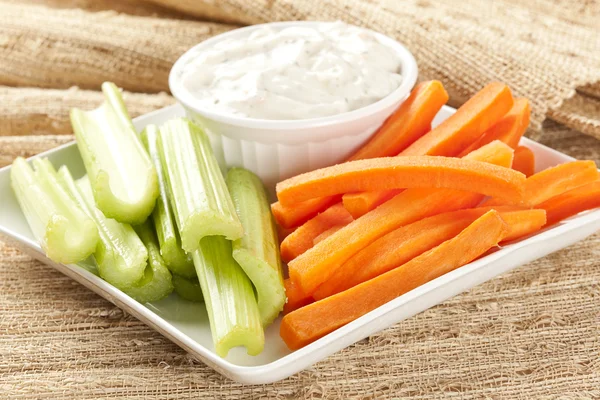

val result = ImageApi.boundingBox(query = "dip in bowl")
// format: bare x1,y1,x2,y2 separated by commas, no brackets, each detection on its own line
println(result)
170,21,418,189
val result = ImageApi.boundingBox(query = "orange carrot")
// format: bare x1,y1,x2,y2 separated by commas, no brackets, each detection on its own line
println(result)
280,203,353,263
348,81,449,160
512,146,535,177
276,156,526,207
283,278,313,314
343,189,403,219
313,206,545,300
288,188,482,294
280,211,509,350
458,98,531,156
313,209,484,300
487,207,547,242
342,140,516,218
401,82,514,157
485,160,599,207
271,196,339,229
521,160,597,206
462,140,517,169
287,142,515,295
538,180,600,226
313,224,347,246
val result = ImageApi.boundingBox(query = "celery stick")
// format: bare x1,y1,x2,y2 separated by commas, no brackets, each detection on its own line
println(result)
57,167,147,289
226,168,286,326
172,274,204,303
158,119,243,252
70,82,158,225
78,257,100,276
140,125,195,278
192,236,264,357
10,157,98,264
124,221,174,303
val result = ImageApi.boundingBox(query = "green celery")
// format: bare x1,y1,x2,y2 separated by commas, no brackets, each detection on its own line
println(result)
158,118,243,252
10,157,98,264
226,168,286,326
78,257,100,276
172,274,204,303
57,168,147,289
158,119,244,253
124,221,174,303
70,82,158,225
193,236,264,357
140,125,195,278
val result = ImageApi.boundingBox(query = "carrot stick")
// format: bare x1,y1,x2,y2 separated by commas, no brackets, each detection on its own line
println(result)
487,207,547,242
313,224,346,246
468,206,546,243
271,196,339,229
342,140,516,218
342,189,403,219
401,82,514,157
289,188,482,294
538,180,600,226
512,146,535,177
283,278,313,314
458,98,531,156
280,203,353,263
485,160,599,207
313,206,545,300
313,209,484,300
287,142,515,295
462,140,517,169
348,81,449,160
276,156,526,207
521,160,597,206
280,210,509,350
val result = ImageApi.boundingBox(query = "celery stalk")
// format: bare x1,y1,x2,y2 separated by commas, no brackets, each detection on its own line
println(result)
158,119,243,252
226,168,286,326
57,168,147,289
70,82,158,225
10,157,99,264
172,274,204,303
192,236,264,357
124,221,174,303
140,125,195,278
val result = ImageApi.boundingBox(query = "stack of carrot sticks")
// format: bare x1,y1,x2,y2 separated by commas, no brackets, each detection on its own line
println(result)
272,81,600,350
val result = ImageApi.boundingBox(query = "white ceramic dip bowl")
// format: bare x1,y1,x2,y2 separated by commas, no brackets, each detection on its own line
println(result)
169,21,418,190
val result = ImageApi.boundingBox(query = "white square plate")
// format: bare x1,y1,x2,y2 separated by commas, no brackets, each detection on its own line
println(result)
1,104,598,384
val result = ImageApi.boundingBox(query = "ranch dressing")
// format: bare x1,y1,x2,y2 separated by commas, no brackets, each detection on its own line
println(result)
178,22,403,120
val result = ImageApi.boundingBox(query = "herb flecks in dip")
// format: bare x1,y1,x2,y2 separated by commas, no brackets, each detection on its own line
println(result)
179,22,403,120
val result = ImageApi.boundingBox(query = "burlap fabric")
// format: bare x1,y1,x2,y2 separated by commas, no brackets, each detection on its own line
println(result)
3,0,190,19
0,86,174,138
0,2,235,93
1,0,599,398
143,0,600,135
0,1,599,135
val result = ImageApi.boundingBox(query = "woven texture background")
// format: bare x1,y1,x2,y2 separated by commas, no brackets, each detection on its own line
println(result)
0,1,599,135
1,0,599,398
146,0,600,135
